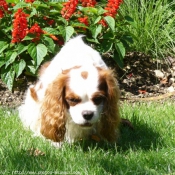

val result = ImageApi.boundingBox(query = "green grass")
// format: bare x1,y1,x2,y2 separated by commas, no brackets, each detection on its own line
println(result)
0,102,175,175
120,0,175,59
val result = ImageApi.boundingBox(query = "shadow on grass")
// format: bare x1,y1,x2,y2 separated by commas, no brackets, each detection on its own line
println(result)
78,114,163,152
118,119,161,151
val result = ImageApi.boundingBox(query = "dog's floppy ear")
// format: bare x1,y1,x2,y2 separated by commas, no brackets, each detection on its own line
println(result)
98,68,120,142
40,73,69,142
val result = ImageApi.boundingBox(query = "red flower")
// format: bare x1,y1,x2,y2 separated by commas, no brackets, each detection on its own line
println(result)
47,19,55,26
11,9,28,43
104,0,123,17
78,16,89,26
0,0,9,18
28,23,44,42
0,10,3,18
80,0,96,7
98,19,108,27
99,0,123,27
25,0,35,3
43,16,48,20
61,0,78,20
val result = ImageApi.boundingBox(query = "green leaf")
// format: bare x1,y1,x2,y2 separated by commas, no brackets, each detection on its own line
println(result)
113,50,123,68
1,66,15,91
71,22,88,28
0,57,6,68
13,2,30,10
65,26,74,42
115,42,126,58
103,31,114,39
125,16,134,23
16,43,28,55
43,28,59,35
36,44,47,66
97,7,106,15
6,0,19,3
92,25,102,39
41,35,56,53
14,59,26,78
124,16,136,27
23,34,36,41
80,7,98,15
5,52,18,68
104,16,115,32
28,43,36,61
94,16,101,24
0,41,8,54
101,40,113,53
30,7,37,17
26,65,37,75
28,43,47,66
114,42,126,68
86,37,99,44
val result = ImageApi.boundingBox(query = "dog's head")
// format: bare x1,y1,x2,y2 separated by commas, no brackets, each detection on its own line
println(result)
65,65,107,127
38,64,120,142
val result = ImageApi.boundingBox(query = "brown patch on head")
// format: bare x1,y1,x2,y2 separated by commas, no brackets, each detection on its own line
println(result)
65,87,81,107
62,66,81,74
81,71,88,79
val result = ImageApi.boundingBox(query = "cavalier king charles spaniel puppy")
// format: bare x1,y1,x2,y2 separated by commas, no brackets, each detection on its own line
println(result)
19,36,120,146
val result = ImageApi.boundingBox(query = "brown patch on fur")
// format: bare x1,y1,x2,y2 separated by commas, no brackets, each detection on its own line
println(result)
40,73,69,142
97,67,121,142
91,91,106,105
30,87,38,102
38,61,51,76
81,71,88,79
65,89,81,107
62,66,81,74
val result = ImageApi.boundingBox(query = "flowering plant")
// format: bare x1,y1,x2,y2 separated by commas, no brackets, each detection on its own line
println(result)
0,0,132,90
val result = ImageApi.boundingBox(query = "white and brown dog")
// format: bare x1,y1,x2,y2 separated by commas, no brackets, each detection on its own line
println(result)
19,36,120,145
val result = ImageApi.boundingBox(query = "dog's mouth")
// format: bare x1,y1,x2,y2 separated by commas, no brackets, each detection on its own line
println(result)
79,122,93,127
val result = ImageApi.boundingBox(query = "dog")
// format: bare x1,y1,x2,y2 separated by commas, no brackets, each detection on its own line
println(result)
19,36,120,146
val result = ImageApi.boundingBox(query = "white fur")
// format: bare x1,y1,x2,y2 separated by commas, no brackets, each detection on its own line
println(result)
19,36,108,144
67,66,103,125
37,35,107,101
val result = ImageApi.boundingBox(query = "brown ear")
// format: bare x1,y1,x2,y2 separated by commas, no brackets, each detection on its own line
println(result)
40,73,69,142
98,69,120,142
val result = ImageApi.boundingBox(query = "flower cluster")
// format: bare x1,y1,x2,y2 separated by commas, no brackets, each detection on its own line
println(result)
43,16,55,26
80,0,96,7
61,0,78,20
104,0,123,17
28,23,44,42
78,16,89,26
98,0,123,27
0,0,8,18
25,0,35,3
11,9,28,43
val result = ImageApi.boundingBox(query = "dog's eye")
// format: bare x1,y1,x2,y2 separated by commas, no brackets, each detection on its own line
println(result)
92,96,105,105
66,98,81,106
69,98,80,103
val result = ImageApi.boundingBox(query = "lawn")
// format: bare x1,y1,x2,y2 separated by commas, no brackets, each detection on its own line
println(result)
0,101,175,175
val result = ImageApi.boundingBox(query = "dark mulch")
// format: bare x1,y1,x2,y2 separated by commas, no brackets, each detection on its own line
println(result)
0,52,175,107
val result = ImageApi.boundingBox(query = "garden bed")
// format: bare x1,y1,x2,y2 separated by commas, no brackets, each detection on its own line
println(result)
0,53,175,107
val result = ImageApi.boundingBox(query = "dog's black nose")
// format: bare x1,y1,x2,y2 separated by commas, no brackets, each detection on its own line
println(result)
82,111,94,120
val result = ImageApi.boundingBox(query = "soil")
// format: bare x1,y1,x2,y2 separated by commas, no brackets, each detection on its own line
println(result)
0,52,175,108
